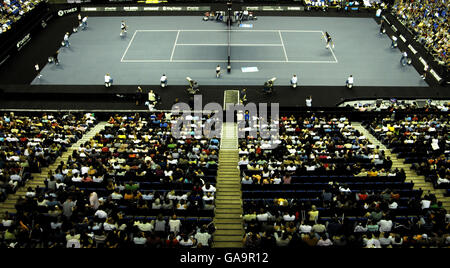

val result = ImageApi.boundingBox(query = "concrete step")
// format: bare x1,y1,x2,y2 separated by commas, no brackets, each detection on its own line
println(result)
215,213,242,219
213,241,243,248
215,200,242,205
214,218,243,225
216,194,242,199
216,204,242,209
215,208,242,214
214,235,244,242
215,224,243,231
217,188,241,192
215,229,244,236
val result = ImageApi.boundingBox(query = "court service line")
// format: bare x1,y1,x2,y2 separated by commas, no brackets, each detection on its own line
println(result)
175,43,283,46
170,30,180,62
278,30,289,62
120,30,138,62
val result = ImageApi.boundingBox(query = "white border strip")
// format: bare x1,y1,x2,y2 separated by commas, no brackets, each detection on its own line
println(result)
121,59,338,63
135,29,324,33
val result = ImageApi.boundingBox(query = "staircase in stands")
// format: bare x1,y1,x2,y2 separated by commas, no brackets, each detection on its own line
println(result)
213,106,244,248
0,121,109,215
353,122,450,213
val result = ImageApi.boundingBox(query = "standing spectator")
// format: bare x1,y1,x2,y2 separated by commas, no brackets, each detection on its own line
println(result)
62,197,76,220
305,95,312,107
135,86,143,106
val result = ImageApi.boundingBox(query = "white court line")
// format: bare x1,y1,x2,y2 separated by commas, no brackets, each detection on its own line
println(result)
170,30,180,62
122,59,338,63
120,30,138,62
321,31,338,63
278,30,289,62
176,43,283,46
136,29,323,33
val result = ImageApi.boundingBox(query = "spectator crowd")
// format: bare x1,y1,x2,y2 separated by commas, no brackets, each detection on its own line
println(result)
0,112,96,203
0,112,219,248
392,0,449,67
239,113,449,248
0,0,42,35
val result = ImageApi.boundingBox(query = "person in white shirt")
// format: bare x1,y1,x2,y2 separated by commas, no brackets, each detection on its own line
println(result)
346,75,354,89
391,35,397,48
202,183,216,194
420,199,431,210
120,20,127,36
63,32,70,47
94,209,108,219
105,73,112,88
306,95,312,107
290,74,298,88
178,235,195,247
110,190,123,200
169,215,181,234
282,212,295,222
194,227,211,247
133,233,147,245
299,221,312,233
71,174,83,182
81,16,88,30
216,65,221,78
400,51,409,66
421,64,429,80
35,63,42,79
378,218,393,233
160,74,168,87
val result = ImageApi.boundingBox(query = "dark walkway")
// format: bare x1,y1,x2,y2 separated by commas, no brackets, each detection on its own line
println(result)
0,84,447,111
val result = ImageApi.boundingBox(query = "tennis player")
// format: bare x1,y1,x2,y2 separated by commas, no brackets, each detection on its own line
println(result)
120,21,127,36
323,31,334,49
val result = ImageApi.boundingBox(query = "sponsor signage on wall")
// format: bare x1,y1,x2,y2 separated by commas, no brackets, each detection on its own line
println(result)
57,7,78,16
81,6,211,12
16,33,31,51
243,6,305,11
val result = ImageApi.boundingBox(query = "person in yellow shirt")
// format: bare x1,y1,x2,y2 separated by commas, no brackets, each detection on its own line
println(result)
368,169,378,177
308,205,319,222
